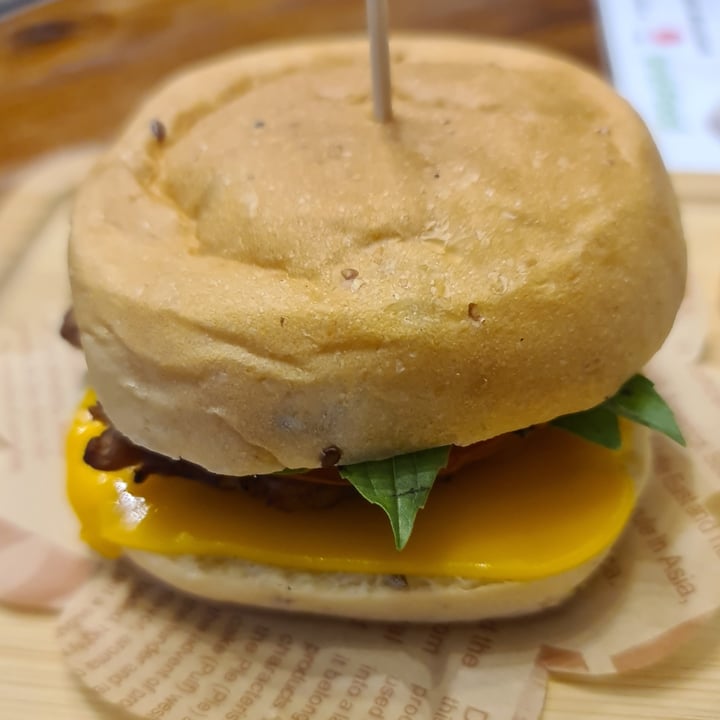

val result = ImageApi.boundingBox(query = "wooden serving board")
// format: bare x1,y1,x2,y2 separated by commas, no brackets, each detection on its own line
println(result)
0,179,718,720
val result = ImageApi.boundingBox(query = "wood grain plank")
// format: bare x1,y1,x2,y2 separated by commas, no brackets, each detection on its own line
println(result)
0,183,717,720
0,0,597,176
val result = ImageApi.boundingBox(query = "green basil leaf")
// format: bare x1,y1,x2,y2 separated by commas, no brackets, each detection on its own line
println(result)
551,405,621,449
552,373,685,448
338,446,451,550
604,374,686,446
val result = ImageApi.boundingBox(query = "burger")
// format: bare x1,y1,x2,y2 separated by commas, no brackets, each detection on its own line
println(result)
63,36,686,622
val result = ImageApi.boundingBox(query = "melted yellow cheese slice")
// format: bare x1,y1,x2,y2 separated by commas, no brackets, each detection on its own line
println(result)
67,392,639,581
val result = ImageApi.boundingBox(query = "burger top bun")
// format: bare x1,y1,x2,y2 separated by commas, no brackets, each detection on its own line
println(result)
69,36,686,476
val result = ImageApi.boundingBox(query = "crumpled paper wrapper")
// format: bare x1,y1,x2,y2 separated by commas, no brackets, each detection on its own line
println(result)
1,150,720,720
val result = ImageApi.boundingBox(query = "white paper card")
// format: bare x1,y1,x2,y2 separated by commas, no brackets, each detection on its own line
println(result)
596,0,720,173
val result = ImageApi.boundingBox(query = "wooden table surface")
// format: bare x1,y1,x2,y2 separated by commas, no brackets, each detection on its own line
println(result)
0,0,600,181
2,1,720,719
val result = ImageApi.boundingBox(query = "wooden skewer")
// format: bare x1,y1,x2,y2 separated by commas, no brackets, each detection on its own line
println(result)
365,0,393,123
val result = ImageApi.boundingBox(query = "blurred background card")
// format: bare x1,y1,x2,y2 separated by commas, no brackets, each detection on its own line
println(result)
596,0,720,173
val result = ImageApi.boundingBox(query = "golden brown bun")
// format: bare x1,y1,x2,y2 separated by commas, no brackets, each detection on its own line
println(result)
127,425,650,622
69,36,685,475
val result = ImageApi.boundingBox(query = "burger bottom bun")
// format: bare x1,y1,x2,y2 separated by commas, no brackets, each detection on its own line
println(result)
126,428,650,623
127,549,612,623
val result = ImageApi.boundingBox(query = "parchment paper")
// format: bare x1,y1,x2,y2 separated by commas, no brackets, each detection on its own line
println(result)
2,150,720,720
